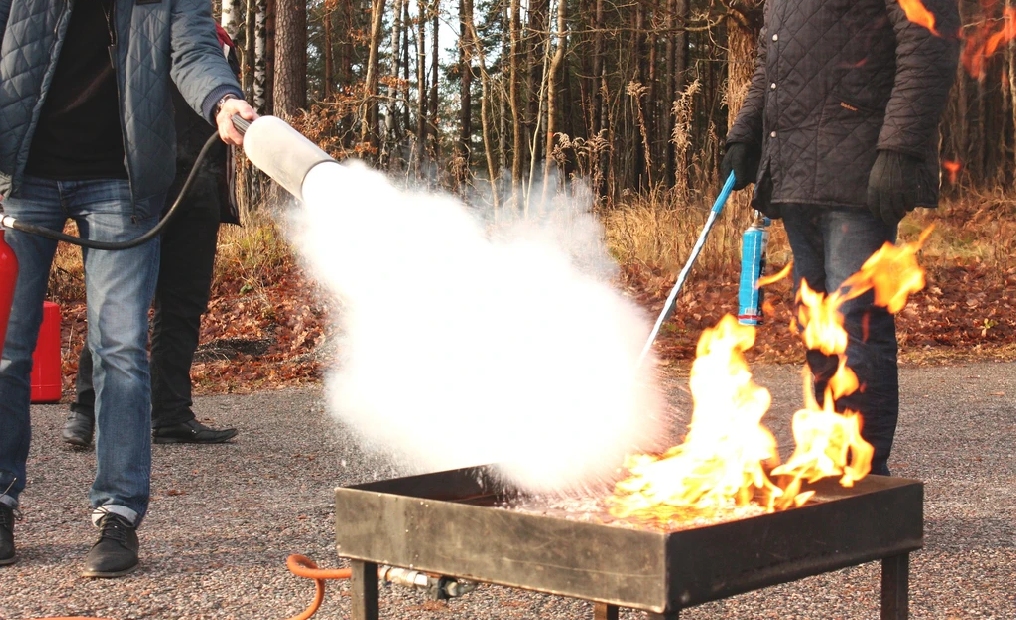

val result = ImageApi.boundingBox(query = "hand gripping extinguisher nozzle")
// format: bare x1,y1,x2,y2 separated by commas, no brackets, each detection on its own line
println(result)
738,211,770,326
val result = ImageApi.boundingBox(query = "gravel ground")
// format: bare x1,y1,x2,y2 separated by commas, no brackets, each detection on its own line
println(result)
1,361,1014,620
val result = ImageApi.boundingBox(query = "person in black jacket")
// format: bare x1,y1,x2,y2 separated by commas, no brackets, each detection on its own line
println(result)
61,25,241,447
721,0,960,476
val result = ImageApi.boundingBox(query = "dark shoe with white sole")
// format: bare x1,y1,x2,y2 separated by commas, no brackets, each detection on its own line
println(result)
82,512,139,578
61,411,95,448
152,419,238,444
0,503,16,566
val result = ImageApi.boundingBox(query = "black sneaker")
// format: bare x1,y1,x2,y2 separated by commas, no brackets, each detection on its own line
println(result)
82,512,139,578
152,419,238,444
61,411,95,448
0,503,16,566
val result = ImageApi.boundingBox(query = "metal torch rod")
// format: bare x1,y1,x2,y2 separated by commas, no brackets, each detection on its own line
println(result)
636,172,737,367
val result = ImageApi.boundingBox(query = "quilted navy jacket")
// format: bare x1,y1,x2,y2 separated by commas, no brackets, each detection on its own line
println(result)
0,0,243,205
726,0,960,216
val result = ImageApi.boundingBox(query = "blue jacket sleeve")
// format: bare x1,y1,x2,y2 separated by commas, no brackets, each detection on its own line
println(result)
169,0,244,124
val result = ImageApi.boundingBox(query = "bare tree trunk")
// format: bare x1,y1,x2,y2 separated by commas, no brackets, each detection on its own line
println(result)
663,0,676,185
590,0,604,135
527,0,549,165
726,2,761,217
430,0,440,160
465,19,500,210
273,0,306,117
323,0,335,98
265,0,276,113
509,0,522,204
591,0,605,195
402,0,412,132
387,0,404,153
416,0,428,172
542,0,567,199
457,0,474,191
242,0,255,95
251,0,268,111
362,0,387,148
221,0,241,39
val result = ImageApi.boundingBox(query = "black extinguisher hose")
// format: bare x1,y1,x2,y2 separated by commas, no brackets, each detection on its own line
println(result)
0,115,250,250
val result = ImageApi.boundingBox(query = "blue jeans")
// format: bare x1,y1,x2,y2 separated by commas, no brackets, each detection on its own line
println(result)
780,204,898,476
0,177,161,524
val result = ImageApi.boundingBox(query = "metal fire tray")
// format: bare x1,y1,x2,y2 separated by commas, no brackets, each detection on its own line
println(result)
335,465,922,619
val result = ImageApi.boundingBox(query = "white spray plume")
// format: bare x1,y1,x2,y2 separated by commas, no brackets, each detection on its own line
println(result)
292,161,664,493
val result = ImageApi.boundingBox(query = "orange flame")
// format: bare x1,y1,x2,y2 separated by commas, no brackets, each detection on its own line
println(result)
942,160,961,184
608,229,933,522
962,7,1016,80
899,0,939,35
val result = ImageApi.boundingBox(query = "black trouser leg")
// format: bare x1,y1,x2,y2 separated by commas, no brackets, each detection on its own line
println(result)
72,345,96,420
149,201,220,429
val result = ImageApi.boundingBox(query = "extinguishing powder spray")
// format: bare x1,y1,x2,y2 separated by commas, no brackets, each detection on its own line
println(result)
737,211,770,326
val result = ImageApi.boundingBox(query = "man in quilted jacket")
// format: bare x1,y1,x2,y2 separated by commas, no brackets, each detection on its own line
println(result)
721,1,960,476
0,0,256,577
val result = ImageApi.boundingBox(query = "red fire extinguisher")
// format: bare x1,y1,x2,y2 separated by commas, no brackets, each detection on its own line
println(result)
0,228,18,358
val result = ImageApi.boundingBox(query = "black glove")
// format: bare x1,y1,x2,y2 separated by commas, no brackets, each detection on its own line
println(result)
720,142,760,190
867,150,921,226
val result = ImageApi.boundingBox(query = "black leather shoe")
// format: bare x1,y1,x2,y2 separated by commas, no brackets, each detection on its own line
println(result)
61,411,95,447
152,419,238,444
0,503,16,566
82,512,138,578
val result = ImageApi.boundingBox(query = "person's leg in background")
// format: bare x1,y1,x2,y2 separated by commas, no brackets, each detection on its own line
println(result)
0,177,68,566
781,204,898,476
150,177,236,444
73,179,160,577
62,346,96,446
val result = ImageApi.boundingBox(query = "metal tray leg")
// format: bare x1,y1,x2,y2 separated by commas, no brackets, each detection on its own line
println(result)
351,560,379,620
880,552,909,620
593,602,619,620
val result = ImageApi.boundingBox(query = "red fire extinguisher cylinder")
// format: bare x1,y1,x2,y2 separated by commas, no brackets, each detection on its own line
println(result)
0,228,18,359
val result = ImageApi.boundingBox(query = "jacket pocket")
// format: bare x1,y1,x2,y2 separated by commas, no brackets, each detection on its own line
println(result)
815,99,882,207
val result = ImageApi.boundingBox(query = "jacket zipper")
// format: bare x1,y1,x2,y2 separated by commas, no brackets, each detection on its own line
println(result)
105,0,138,217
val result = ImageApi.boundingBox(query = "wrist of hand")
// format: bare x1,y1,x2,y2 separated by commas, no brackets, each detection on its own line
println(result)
215,94,239,116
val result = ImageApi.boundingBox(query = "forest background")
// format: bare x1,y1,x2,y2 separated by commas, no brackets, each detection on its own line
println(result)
46,0,1016,392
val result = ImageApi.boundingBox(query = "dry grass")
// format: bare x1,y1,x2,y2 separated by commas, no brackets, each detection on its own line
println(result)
46,186,1013,306
603,186,1016,282
903,188,1016,277
48,222,86,302
602,185,792,278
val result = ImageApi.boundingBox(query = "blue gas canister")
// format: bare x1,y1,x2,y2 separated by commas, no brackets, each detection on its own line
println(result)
738,213,770,326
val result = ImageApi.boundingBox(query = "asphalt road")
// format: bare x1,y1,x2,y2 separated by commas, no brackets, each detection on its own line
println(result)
1,361,1014,620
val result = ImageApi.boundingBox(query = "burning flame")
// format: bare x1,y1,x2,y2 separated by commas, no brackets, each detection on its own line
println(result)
900,0,1016,81
899,0,939,35
609,230,933,522
942,160,961,184
609,316,781,518
961,6,1016,80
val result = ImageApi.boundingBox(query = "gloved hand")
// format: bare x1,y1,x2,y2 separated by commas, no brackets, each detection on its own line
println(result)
720,142,761,190
866,150,922,226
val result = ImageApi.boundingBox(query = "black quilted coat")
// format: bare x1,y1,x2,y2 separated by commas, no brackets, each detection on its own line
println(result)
726,0,960,217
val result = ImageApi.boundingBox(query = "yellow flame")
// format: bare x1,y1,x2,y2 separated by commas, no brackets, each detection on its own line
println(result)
608,316,781,516
608,228,933,523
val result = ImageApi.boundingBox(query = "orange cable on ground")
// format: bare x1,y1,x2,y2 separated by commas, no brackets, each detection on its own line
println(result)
284,554,353,620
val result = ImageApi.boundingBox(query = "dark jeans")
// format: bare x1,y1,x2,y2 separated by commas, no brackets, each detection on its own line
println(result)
780,204,898,476
74,190,221,430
